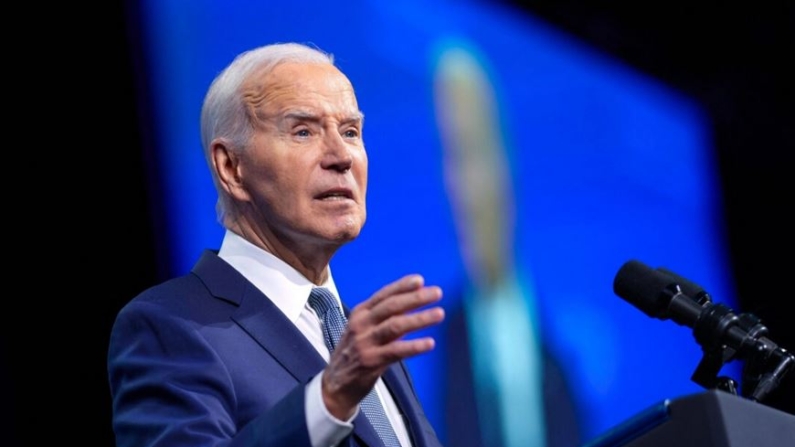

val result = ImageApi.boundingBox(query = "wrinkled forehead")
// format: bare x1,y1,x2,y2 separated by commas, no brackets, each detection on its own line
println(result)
244,61,361,121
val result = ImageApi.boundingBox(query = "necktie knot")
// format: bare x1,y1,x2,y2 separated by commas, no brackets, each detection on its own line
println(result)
308,287,347,352
308,287,340,319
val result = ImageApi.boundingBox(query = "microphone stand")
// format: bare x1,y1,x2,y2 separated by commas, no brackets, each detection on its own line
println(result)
688,300,795,402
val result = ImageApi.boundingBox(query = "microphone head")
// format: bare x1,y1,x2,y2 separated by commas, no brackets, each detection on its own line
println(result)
613,259,680,320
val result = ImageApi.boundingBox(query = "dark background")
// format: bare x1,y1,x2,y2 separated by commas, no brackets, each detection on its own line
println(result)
6,1,792,445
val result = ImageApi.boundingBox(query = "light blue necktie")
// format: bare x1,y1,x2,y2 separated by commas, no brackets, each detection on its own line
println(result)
308,287,402,447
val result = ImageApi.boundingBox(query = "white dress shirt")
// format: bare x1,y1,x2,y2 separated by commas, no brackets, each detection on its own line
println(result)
218,230,412,447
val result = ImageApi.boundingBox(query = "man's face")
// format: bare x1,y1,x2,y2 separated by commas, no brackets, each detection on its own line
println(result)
238,61,367,248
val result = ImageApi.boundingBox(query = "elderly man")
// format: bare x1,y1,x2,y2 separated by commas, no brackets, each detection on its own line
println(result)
108,42,445,447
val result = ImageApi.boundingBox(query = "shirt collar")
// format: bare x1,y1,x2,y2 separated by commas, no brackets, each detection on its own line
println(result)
217,229,340,323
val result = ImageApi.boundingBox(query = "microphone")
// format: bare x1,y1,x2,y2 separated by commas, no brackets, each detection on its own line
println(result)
612,259,705,328
613,259,794,401
613,259,757,351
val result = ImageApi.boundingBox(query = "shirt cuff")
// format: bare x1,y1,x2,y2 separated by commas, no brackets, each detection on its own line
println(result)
306,371,357,447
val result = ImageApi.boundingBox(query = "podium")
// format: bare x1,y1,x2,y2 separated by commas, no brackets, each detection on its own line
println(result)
584,389,795,447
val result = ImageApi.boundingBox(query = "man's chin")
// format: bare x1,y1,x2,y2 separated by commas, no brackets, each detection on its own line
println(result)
304,214,365,245
330,226,363,243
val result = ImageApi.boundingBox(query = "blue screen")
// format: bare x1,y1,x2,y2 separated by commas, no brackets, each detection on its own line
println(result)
133,0,740,443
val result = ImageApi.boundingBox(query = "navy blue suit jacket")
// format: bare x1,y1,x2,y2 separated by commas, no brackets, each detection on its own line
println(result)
108,249,441,447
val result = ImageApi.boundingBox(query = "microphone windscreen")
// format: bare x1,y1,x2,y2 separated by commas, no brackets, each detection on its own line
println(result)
613,259,677,319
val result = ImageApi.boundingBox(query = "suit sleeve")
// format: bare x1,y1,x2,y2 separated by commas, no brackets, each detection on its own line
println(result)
107,299,312,447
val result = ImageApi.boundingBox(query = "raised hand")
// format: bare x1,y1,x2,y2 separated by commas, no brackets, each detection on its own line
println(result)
321,274,445,419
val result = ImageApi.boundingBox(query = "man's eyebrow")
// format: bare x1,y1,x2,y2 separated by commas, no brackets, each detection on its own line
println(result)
341,112,365,126
281,111,365,124
282,111,321,122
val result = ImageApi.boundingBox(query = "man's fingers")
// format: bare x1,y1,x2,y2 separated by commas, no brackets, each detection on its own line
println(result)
363,274,425,308
367,285,443,322
370,306,445,345
382,337,438,360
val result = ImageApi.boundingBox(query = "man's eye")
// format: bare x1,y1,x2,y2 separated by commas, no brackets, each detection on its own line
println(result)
295,129,310,137
343,129,359,138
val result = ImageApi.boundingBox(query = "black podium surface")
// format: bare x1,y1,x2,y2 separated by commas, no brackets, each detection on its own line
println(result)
584,389,795,447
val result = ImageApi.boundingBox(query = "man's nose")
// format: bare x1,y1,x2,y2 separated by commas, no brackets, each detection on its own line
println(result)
321,132,353,172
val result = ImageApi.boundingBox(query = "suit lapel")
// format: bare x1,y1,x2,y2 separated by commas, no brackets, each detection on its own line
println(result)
192,250,327,382
383,363,430,447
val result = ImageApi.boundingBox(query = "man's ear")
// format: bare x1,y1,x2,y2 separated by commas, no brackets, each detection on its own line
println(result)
212,140,250,201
